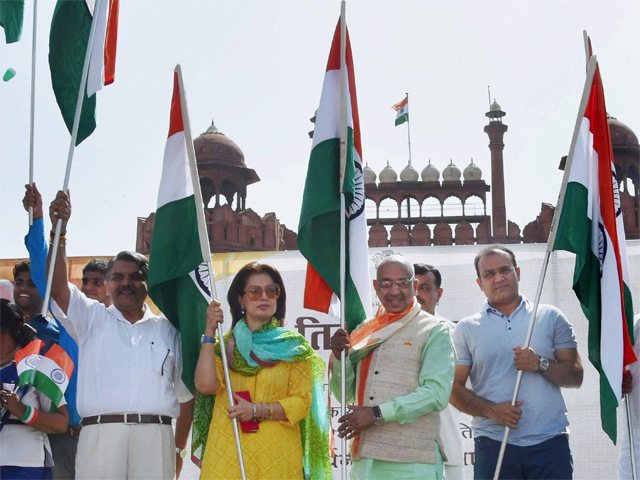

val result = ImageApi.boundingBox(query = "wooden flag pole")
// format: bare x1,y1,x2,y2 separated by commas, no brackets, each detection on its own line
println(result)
175,64,247,480
493,56,598,480
42,0,103,316
28,0,39,226
338,2,349,479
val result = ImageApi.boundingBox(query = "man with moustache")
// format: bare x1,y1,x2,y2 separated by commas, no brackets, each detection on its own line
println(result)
415,263,466,480
451,245,583,480
46,190,194,480
330,255,456,479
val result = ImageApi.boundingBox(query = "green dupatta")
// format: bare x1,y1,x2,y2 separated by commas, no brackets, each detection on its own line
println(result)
192,318,332,480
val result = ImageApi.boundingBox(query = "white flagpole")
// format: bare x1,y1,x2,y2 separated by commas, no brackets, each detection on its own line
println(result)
28,0,39,226
625,392,638,480
42,0,103,317
493,56,598,480
405,93,412,165
175,64,247,480
338,2,349,478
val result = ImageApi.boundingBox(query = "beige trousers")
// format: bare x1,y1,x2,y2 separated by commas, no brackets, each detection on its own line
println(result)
75,423,175,479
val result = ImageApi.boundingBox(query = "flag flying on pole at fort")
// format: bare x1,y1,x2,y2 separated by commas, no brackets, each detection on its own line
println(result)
392,96,409,126
298,18,370,333
16,340,74,411
147,71,209,393
552,55,636,443
0,0,24,44
49,0,119,145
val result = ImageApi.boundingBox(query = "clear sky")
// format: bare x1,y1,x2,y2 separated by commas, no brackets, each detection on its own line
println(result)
1,0,638,259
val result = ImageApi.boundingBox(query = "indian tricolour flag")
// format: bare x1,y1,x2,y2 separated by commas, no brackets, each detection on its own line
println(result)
16,340,74,411
148,69,209,394
298,19,370,333
392,96,409,126
552,54,636,443
49,0,119,145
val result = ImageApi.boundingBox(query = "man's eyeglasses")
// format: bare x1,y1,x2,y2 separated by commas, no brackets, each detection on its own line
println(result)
82,278,105,287
244,284,281,301
480,266,515,281
377,277,415,290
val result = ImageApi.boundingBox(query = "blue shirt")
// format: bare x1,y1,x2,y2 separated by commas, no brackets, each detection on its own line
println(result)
452,296,577,446
25,218,81,427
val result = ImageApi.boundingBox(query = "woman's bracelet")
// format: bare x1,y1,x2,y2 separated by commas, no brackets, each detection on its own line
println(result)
265,402,272,420
260,403,265,422
19,405,38,425
251,402,257,423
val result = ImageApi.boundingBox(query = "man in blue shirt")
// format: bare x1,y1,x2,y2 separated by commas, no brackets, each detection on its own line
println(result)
451,244,583,479
23,184,87,480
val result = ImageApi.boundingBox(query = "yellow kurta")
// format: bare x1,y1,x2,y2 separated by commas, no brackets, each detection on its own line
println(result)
200,355,313,480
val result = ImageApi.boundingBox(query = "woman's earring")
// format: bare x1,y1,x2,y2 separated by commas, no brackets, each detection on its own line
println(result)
240,304,245,313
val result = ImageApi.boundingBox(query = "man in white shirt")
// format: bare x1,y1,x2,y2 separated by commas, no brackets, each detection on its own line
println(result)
47,190,194,479
415,263,466,480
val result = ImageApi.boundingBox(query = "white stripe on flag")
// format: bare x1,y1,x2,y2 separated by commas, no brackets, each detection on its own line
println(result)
157,132,193,209
312,70,353,149
87,0,110,97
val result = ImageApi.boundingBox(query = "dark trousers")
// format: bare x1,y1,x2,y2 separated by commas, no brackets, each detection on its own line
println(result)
474,435,573,480
48,433,78,480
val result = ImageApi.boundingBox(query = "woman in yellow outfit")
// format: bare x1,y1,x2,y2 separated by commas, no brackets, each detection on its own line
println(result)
195,263,331,480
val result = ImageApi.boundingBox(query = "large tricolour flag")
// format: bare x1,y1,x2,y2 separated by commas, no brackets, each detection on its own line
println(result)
16,340,74,411
49,0,119,145
552,54,636,443
298,19,370,333
392,96,409,126
147,70,209,394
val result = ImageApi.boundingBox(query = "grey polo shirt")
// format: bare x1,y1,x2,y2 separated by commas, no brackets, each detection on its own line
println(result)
452,296,578,446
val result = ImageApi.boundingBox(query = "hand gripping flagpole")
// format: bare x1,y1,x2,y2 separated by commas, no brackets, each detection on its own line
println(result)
338,2,348,479
42,0,103,317
492,56,598,480
28,0,39,226
175,64,247,480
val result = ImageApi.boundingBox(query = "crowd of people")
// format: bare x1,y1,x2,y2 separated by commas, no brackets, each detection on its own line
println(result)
0,185,638,480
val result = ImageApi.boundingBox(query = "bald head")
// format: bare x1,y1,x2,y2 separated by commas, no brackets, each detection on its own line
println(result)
377,255,414,281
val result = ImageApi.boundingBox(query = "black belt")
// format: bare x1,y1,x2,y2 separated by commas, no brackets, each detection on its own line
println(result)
82,414,172,426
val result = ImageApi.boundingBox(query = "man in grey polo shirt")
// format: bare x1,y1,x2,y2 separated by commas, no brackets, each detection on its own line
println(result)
451,245,583,479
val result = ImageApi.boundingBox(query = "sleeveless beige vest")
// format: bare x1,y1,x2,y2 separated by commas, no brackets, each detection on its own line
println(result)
355,311,446,464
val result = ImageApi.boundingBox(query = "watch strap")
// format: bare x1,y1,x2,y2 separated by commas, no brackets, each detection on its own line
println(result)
201,335,216,344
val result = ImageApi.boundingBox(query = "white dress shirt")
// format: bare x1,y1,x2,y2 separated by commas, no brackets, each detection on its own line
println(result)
52,285,192,419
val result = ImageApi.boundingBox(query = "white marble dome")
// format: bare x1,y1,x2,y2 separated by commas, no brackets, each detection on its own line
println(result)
463,158,482,181
379,161,397,183
363,163,377,184
442,159,461,182
421,160,440,182
400,161,419,181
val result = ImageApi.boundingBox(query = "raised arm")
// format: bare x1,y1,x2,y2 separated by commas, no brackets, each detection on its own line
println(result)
45,190,72,314
450,365,523,430
194,300,224,395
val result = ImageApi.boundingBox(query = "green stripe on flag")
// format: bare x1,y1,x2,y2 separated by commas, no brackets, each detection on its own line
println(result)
298,131,366,331
395,113,408,126
49,0,96,146
19,370,64,412
148,195,207,392
0,0,24,44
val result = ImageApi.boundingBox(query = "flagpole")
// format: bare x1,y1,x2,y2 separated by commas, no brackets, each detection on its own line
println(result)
405,93,412,165
42,0,103,317
338,2,349,478
175,64,247,480
625,392,638,480
492,56,598,480
28,0,39,226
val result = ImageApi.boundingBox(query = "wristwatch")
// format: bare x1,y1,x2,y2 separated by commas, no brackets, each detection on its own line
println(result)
538,356,550,373
176,447,187,459
372,405,384,426
201,335,216,345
